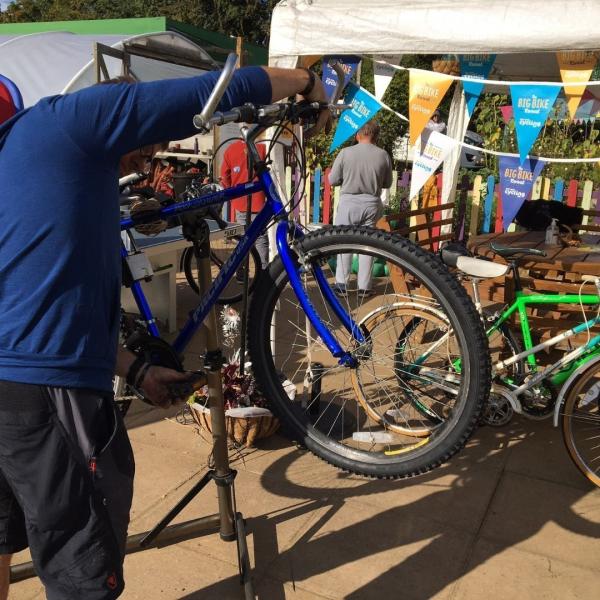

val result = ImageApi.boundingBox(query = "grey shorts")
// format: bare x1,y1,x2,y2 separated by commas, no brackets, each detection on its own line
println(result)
0,380,135,599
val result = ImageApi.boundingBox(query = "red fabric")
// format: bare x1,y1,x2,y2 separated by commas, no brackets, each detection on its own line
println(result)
220,141,267,213
0,82,17,125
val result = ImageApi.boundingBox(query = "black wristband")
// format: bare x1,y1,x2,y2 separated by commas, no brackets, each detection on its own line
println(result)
300,68,316,97
126,355,146,386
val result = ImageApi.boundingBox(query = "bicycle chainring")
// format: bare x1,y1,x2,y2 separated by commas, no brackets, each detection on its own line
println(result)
521,382,555,419
481,392,514,427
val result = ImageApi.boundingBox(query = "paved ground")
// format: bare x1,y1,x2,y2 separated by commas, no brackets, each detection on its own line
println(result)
9,278,600,599
10,399,600,599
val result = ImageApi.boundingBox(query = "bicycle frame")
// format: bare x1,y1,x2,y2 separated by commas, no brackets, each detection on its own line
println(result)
120,169,363,365
486,290,600,392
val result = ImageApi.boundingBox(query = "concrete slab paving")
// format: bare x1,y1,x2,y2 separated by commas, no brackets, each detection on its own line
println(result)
449,537,600,600
9,405,600,600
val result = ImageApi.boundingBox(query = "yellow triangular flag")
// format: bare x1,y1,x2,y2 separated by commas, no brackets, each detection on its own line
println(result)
409,70,454,145
557,51,597,119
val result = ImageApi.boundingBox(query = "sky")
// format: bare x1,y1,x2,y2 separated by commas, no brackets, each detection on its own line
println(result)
0,1,11,9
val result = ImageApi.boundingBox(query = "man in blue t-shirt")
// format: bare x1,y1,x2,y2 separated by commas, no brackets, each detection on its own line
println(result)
0,65,327,600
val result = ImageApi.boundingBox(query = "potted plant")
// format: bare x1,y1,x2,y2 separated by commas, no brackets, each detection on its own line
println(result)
187,306,293,448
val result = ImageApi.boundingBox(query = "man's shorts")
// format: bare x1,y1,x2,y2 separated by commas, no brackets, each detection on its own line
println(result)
0,380,135,600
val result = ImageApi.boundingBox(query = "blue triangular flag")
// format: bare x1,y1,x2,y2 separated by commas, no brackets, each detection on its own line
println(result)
510,84,561,163
329,83,382,153
499,155,545,230
459,55,496,116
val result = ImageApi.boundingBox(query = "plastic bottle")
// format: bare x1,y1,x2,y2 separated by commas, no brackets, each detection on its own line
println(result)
545,218,559,245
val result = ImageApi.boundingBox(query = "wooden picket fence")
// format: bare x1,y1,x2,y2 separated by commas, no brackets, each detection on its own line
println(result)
299,166,600,249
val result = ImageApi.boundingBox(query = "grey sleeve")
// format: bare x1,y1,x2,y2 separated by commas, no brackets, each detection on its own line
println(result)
328,150,344,186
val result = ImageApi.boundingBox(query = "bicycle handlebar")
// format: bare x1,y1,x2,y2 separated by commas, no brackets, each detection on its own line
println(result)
192,53,238,132
193,55,352,133
203,101,353,130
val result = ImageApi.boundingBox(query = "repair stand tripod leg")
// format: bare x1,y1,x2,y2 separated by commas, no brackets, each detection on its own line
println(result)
10,221,255,599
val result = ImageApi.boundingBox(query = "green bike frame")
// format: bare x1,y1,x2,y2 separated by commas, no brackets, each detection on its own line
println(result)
486,291,600,388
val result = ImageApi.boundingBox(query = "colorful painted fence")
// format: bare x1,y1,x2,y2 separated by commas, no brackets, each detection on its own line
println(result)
299,167,600,249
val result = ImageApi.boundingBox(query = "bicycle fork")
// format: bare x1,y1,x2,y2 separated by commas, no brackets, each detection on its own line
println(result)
275,221,363,368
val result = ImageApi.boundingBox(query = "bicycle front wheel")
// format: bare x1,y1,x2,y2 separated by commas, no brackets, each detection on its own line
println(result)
561,356,600,487
247,226,490,479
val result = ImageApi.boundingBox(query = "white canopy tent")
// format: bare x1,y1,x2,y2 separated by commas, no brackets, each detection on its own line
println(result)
0,30,216,107
269,0,600,213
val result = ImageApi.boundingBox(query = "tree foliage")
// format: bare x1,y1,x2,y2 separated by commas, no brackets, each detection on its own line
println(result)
0,0,277,45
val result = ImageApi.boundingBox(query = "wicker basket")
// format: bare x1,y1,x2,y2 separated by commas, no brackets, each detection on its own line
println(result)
189,403,280,448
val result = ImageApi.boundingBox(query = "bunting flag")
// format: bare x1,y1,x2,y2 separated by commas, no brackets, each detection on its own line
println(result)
373,55,401,101
458,54,496,117
321,55,360,101
557,51,598,119
409,131,458,201
329,83,382,153
409,70,454,145
499,156,545,231
510,84,561,163
575,89,600,121
500,105,514,124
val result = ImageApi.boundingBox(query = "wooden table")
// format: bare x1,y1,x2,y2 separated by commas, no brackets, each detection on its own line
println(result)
468,230,600,277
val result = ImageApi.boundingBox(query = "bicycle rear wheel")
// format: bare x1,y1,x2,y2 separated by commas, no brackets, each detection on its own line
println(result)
247,226,490,479
561,356,600,487
183,236,261,305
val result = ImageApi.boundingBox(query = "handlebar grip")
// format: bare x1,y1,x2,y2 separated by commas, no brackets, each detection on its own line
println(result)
206,104,257,128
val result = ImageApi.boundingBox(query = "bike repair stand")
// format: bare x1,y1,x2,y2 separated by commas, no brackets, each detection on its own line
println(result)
141,214,254,596
9,215,254,598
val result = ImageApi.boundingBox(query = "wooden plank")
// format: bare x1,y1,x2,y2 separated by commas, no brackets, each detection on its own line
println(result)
322,168,332,225
531,176,542,200
482,176,495,233
312,168,321,223
494,183,503,233
580,179,593,227
455,174,470,242
399,170,410,189
386,202,454,219
304,168,311,221
566,179,578,207
553,178,564,202
541,177,551,201
470,175,483,238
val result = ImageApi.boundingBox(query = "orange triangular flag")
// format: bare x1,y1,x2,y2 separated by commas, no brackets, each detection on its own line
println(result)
409,69,454,145
557,51,597,119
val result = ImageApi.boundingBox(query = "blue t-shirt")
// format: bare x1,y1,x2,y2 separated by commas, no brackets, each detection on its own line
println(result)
0,67,271,391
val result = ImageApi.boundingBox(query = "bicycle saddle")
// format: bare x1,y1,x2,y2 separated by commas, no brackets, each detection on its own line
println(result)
440,242,508,279
489,242,547,259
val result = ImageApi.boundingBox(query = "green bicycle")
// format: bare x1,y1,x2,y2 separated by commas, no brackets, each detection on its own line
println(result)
357,240,600,484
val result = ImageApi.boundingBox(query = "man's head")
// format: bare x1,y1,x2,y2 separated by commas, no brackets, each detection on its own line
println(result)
119,142,168,176
356,120,380,144
431,110,442,122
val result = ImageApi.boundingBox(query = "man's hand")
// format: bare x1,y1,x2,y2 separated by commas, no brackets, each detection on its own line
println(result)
265,67,332,137
301,74,332,138
139,366,192,408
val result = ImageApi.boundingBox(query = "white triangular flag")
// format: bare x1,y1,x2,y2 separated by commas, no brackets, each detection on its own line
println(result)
373,55,401,101
409,131,458,201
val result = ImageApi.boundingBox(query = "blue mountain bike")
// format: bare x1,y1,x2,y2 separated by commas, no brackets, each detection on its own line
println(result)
119,58,490,479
